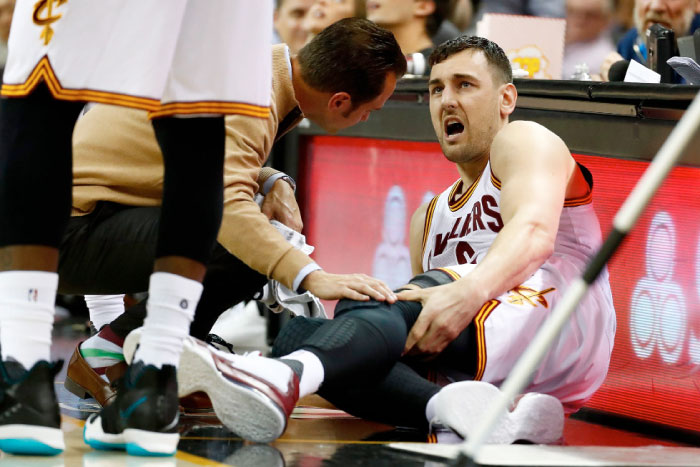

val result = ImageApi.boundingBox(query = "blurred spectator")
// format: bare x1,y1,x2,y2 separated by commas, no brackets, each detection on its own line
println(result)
601,0,700,80
612,0,636,42
618,0,700,64
274,0,314,54
449,0,474,31
433,0,473,44
563,0,616,79
367,0,451,70
0,0,14,75
469,0,565,33
303,0,366,41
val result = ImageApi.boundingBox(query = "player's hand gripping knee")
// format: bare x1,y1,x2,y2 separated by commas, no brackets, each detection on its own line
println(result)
301,270,397,303
398,282,482,356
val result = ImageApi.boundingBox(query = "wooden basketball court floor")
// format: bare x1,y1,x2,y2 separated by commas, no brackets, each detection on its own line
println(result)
1,324,695,467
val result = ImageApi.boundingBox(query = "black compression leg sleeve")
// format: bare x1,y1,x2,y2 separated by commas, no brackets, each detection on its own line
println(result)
272,316,440,431
151,116,225,264
274,269,456,385
0,84,84,247
320,361,440,431
297,299,422,384
271,317,327,357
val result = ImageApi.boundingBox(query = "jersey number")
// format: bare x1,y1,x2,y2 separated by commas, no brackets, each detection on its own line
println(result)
456,241,477,264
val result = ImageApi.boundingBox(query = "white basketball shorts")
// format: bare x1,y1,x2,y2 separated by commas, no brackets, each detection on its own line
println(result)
2,0,272,118
436,262,615,413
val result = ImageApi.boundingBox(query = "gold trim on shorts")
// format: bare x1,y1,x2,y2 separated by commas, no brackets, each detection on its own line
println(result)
1,56,271,119
473,299,500,381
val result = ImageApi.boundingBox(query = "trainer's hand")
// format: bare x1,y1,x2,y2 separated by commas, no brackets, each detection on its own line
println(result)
301,270,397,303
397,281,481,356
261,179,303,232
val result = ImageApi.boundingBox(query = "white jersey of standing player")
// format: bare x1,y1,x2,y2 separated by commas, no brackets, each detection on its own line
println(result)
421,160,616,413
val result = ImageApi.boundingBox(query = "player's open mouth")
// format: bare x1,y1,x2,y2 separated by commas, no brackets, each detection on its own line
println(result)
444,117,464,141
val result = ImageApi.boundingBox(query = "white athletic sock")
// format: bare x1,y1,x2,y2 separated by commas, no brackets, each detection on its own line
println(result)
133,272,201,369
426,392,439,424
282,349,324,398
0,271,57,369
85,294,125,331
426,390,464,443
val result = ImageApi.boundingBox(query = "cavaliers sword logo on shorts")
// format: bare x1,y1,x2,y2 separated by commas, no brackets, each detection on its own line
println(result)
33,0,67,45
507,286,556,308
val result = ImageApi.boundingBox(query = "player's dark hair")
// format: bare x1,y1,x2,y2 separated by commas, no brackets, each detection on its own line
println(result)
429,35,512,84
298,18,406,106
426,0,451,36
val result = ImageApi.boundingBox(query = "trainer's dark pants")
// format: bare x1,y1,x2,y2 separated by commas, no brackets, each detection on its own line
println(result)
271,270,478,431
58,202,267,340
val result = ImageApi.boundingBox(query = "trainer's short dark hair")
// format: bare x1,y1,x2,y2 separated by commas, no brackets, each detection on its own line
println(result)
426,0,451,36
298,18,407,106
429,36,512,84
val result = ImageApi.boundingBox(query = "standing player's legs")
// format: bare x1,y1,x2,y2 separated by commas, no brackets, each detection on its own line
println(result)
82,118,225,457
0,83,84,455
82,0,273,456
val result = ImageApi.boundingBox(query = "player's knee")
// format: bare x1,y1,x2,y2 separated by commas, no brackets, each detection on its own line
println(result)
334,298,385,318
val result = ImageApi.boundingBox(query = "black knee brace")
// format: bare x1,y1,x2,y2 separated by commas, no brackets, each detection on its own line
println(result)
0,84,84,247
152,116,225,264
406,269,456,289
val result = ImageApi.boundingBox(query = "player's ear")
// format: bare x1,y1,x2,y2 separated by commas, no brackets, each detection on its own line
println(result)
499,82,517,117
328,92,352,113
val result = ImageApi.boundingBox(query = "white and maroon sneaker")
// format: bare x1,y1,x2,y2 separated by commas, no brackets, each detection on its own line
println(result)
124,330,299,443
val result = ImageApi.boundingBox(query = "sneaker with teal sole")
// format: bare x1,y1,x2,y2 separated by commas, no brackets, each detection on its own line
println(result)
83,360,180,456
0,359,65,455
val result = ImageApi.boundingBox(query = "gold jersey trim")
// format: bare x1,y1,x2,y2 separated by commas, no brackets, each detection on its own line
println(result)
448,172,483,212
473,299,500,381
421,195,439,260
489,171,592,207
150,101,270,119
1,56,160,109
1,56,271,119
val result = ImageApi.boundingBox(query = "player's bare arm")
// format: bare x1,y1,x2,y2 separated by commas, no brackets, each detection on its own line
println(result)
400,121,575,355
409,201,430,276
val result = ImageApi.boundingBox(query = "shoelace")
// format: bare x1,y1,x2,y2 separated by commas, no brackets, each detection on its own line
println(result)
205,333,235,354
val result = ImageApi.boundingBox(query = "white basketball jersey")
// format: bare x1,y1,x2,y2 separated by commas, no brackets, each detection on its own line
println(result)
422,161,616,412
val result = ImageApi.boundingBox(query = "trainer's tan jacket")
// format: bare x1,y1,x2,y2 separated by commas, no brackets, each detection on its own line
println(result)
71,44,310,289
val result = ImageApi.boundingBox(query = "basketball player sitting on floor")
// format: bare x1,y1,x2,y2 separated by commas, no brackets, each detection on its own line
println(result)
125,35,617,445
